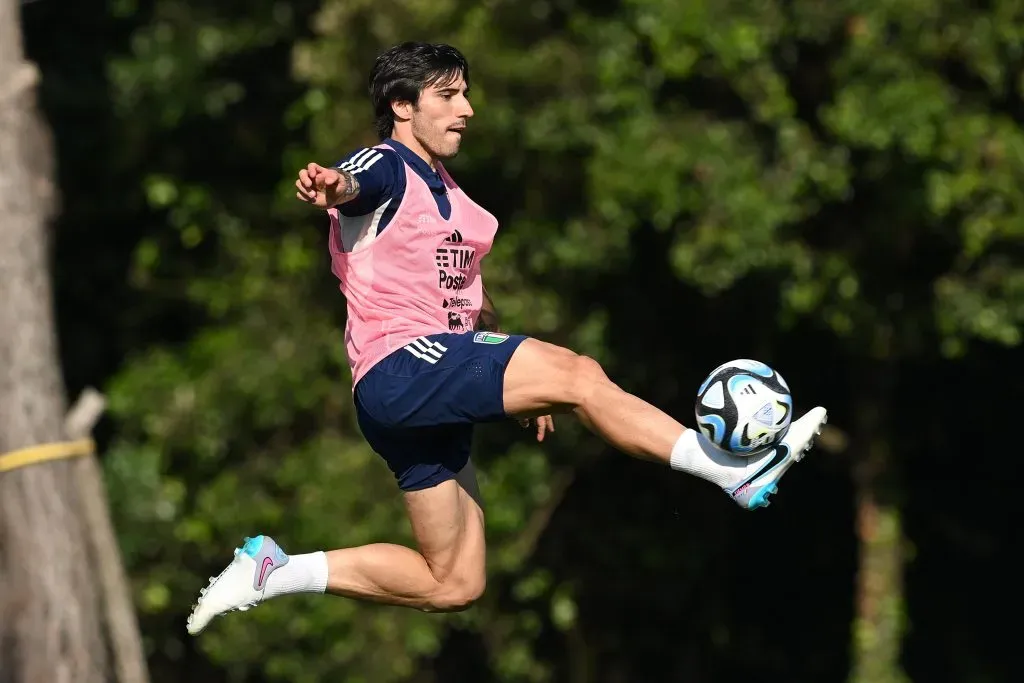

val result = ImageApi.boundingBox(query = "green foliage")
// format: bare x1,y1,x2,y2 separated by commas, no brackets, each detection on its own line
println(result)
94,0,1024,681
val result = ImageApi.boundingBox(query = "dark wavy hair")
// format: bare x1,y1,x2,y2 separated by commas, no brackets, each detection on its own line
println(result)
369,42,471,140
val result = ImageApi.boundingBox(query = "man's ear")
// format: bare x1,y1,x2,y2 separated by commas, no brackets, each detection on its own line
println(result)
391,99,414,122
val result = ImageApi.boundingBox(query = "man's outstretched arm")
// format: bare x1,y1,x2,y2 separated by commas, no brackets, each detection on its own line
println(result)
295,147,400,212
295,163,361,208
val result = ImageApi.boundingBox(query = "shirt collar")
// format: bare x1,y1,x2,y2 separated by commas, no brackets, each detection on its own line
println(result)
384,137,446,192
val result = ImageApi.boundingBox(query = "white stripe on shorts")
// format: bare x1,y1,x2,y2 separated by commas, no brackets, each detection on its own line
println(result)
403,337,447,364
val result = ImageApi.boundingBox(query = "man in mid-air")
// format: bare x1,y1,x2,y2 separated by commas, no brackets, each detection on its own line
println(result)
187,42,827,633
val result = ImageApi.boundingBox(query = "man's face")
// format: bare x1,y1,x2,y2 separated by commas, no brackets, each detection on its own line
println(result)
409,74,473,160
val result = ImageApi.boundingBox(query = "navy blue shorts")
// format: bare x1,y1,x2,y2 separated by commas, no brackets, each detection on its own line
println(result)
354,330,528,491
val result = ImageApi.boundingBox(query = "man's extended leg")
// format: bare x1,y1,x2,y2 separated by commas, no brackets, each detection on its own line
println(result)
318,473,485,608
502,338,827,509
186,469,485,634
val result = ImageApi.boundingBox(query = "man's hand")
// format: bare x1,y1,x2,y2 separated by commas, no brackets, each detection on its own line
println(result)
295,163,360,208
519,415,555,442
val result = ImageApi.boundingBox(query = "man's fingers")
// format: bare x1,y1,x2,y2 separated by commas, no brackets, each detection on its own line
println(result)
295,178,316,203
316,169,342,191
296,163,338,206
534,415,554,442
516,416,554,440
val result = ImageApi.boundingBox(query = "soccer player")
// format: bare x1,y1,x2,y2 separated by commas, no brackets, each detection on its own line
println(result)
186,42,827,634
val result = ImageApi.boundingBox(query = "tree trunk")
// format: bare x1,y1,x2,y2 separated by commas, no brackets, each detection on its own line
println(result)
0,1,108,681
848,370,909,683
68,390,153,683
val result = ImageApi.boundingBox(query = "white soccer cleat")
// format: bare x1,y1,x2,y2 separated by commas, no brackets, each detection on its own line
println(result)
186,535,288,635
724,407,828,510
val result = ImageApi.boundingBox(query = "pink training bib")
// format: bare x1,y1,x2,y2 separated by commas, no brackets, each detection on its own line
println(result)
326,143,499,386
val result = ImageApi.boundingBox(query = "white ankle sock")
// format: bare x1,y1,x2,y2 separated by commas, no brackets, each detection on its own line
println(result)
669,429,767,488
263,551,329,599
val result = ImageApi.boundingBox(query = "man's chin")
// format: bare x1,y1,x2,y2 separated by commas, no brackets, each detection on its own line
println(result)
433,144,461,160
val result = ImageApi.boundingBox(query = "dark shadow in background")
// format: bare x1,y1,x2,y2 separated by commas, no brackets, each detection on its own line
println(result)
24,2,1013,681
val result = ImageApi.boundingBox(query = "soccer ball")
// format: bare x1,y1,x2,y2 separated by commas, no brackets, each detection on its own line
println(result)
694,359,793,456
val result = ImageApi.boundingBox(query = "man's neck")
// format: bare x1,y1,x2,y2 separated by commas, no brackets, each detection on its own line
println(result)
390,131,436,169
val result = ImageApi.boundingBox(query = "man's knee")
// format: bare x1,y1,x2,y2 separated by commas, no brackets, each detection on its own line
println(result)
425,571,486,612
503,338,613,415
537,350,611,408
564,353,611,407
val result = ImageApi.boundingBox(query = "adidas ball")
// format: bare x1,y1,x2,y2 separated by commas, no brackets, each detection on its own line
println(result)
694,359,793,456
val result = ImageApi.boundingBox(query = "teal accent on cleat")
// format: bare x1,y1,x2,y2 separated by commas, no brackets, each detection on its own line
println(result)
186,534,286,636
724,407,828,511
241,535,265,558
748,482,779,509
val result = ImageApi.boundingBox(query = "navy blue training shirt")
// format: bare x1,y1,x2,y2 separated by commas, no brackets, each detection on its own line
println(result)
331,138,452,250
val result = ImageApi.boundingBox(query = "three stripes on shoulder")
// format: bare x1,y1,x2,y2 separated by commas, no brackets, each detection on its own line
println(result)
336,148,385,175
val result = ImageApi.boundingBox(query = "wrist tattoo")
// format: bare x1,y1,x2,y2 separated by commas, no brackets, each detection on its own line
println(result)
340,171,360,197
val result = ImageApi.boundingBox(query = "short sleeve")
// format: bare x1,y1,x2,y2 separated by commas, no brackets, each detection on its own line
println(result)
332,147,404,217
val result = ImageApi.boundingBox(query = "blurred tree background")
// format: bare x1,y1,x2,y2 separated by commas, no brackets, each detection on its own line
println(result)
14,0,1019,681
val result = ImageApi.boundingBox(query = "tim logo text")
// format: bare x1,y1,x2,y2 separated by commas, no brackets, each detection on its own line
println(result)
436,229,475,291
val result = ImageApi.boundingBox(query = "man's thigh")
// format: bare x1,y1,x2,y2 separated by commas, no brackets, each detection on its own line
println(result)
403,464,485,582
500,337,592,417
354,408,486,584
